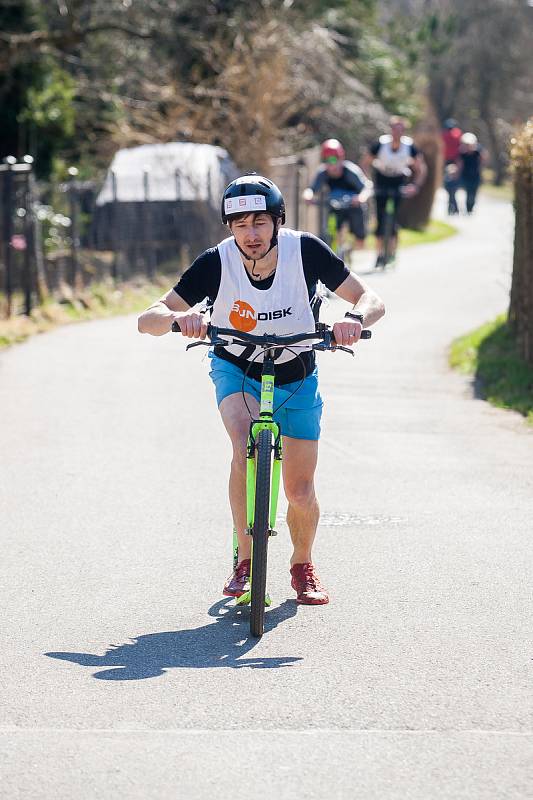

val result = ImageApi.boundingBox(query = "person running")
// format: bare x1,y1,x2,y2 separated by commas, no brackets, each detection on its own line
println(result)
138,174,385,605
303,138,372,253
457,132,486,214
362,116,427,268
441,118,462,166
441,118,462,215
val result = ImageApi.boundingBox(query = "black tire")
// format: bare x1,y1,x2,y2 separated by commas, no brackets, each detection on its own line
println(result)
383,210,394,266
250,428,272,638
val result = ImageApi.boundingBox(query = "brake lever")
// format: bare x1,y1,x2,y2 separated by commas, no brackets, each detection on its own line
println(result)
332,344,355,356
312,341,354,356
185,337,228,351
185,341,211,350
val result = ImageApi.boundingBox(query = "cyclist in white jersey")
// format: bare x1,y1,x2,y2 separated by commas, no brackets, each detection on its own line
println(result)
362,116,426,267
138,175,385,605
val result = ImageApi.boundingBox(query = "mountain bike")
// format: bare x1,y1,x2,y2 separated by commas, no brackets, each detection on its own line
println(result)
172,321,371,637
314,189,366,264
375,186,405,269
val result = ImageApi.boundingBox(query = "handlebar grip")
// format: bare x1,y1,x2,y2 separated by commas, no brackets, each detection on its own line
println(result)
330,328,372,345
171,320,213,335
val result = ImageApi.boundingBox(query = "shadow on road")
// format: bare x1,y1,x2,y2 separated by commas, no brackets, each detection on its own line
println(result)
45,599,302,680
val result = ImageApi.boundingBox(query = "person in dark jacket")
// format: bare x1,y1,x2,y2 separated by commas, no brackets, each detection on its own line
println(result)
457,133,487,214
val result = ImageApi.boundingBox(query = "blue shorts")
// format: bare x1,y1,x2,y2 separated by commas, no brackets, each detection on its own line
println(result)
209,354,323,441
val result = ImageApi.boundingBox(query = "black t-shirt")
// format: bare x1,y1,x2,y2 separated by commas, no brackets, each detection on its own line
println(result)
310,161,366,195
459,148,482,182
173,232,350,383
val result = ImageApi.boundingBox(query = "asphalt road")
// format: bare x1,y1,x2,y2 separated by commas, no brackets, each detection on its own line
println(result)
1,190,532,798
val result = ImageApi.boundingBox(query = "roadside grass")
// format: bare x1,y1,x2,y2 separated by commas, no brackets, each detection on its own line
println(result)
480,168,513,202
450,314,533,425
480,182,513,202
365,218,457,251
0,277,167,349
399,219,458,247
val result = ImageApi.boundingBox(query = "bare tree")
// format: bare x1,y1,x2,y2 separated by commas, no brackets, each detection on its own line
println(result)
380,0,533,183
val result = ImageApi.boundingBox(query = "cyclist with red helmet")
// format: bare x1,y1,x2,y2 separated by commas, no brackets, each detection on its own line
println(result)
138,174,385,606
303,138,372,253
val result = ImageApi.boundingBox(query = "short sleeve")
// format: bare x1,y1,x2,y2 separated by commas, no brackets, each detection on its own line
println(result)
173,248,222,307
343,162,366,193
301,233,350,292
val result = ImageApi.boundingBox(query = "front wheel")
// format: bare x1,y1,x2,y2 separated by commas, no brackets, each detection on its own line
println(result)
250,428,272,638
382,199,395,266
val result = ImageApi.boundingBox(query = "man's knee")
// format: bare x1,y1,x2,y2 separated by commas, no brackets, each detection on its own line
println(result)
285,477,316,509
227,422,248,471
231,445,247,477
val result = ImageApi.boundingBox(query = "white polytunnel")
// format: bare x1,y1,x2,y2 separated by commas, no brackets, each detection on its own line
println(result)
96,142,238,206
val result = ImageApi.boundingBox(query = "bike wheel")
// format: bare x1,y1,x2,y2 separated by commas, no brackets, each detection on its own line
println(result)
382,208,394,266
250,428,272,638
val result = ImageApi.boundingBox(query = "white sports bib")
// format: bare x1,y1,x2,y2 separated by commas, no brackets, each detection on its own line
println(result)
211,228,316,365
373,135,413,177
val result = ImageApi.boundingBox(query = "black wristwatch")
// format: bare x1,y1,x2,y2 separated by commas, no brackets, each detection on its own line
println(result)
344,312,364,325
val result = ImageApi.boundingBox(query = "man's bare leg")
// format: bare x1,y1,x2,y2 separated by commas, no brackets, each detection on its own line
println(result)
282,437,320,565
219,392,259,561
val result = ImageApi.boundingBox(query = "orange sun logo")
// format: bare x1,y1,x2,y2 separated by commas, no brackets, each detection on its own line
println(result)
229,300,257,332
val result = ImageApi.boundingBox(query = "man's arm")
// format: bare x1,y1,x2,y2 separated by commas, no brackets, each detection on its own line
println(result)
334,273,385,326
357,175,373,204
138,289,191,335
138,249,220,338
344,162,373,204
401,152,427,198
302,168,326,202
360,144,378,179
138,289,209,339
409,153,427,192
331,272,385,345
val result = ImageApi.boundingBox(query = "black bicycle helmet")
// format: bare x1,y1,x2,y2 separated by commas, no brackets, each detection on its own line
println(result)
221,174,286,225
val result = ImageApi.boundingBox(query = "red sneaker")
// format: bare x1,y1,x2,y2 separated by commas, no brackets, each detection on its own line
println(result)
290,562,329,605
223,558,251,597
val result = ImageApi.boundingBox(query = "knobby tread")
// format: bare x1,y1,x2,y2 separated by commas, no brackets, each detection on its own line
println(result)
250,428,272,638
383,208,394,263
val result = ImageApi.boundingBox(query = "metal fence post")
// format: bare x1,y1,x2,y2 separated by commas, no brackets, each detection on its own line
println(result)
2,156,16,317
111,171,118,282
143,168,155,278
22,156,34,315
67,166,79,290
174,168,182,253
294,161,301,230
28,167,47,303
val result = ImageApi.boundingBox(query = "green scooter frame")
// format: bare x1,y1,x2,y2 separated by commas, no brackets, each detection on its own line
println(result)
234,365,283,608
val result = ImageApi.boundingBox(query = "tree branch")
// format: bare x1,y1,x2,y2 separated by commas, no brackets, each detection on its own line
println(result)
0,23,152,51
